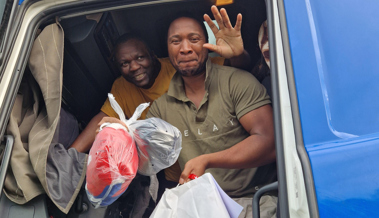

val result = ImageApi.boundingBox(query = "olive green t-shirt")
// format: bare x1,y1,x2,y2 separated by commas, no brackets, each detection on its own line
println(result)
147,59,276,197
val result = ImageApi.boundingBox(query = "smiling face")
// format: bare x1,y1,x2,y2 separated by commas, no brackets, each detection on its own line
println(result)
167,17,208,77
114,39,156,88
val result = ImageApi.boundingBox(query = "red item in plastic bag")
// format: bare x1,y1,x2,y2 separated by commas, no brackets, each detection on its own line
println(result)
86,125,138,207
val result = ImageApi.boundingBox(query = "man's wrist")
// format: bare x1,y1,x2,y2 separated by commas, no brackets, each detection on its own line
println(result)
198,154,211,169
231,49,247,59
201,153,218,170
228,50,251,71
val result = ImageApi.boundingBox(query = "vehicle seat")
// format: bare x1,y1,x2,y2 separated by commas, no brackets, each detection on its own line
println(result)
0,194,48,218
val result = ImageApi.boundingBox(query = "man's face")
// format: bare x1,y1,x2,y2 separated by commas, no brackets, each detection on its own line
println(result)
115,39,155,88
167,17,208,77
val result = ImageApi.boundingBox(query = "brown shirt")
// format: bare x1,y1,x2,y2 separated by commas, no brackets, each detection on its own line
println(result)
147,59,276,197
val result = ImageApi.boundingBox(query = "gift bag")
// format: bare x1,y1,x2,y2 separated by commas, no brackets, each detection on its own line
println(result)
129,117,182,176
150,173,243,218
85,94,149,208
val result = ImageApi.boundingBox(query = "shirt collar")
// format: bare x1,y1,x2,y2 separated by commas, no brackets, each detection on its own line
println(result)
167,58,214,101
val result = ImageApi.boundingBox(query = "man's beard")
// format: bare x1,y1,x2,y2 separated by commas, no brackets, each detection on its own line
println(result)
177,59,207,77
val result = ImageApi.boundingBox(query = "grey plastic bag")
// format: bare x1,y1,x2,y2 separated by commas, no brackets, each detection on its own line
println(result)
129,117,182,176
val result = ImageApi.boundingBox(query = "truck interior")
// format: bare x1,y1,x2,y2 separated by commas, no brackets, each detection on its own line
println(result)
0,0,278,217
58,0,268,127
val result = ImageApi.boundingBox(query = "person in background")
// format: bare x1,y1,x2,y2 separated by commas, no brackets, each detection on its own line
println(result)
252,20,272,97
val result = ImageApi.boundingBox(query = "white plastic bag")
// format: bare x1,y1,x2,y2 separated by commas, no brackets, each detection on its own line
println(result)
150,173,243,218
107,93,150,127
129,117,182,176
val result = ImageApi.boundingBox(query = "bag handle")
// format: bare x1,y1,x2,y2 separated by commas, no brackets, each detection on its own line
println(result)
108,93,150,127
125,101,150,126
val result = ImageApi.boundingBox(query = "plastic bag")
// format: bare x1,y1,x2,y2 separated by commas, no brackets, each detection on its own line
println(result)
150,173,243,218
85,94,149,208
85,126,138,208
129,117,182,176
107,93,181,176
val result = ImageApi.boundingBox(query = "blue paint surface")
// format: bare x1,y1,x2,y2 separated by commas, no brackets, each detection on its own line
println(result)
284,0,379,216
19,0,24,5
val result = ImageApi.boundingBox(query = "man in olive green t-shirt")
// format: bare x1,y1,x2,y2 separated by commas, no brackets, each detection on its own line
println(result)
147,57,277,197
147,9,277,218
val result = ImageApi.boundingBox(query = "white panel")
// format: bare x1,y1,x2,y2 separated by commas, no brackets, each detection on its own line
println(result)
272,0,310,217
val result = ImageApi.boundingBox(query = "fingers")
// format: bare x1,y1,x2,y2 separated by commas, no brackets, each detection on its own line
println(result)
210,5,224,30
179,167,191,184
203,43,218,53
220,8,232,29
235,13,242,32
97,117,128,130
179,156,208,185
204,43,235,59
204,14,219,35
209,5,237,30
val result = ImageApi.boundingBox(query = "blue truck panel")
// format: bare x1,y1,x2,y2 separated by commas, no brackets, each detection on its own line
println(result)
284,0,379,216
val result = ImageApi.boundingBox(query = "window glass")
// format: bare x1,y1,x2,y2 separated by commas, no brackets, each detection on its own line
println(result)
204,20,219,57
204,20,218,45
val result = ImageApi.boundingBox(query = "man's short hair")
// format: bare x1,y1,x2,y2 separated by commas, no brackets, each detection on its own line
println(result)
112,34,153,61
160,11,209,47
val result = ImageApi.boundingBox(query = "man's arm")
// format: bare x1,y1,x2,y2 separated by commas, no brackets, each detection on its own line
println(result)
69,111,108,153
204,5,251,71
224,50,251,71
179,104,275,184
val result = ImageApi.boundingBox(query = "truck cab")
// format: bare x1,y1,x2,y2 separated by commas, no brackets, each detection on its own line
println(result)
0,0,378,217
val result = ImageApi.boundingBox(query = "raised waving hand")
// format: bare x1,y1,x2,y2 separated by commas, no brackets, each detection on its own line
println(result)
203,5,244,59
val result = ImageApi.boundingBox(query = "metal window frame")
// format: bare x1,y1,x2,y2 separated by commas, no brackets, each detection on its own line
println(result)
266,0,319,217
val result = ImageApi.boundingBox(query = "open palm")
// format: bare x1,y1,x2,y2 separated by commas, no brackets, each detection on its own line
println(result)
203,5,244,59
